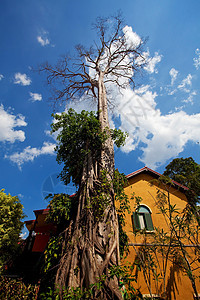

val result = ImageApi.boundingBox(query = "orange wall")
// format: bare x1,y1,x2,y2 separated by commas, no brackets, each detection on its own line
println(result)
124,173,187,242
122,173,199,299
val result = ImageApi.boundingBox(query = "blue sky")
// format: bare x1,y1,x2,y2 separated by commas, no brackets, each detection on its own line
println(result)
1,0,200,235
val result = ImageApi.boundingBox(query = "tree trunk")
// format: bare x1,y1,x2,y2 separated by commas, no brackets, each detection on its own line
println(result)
98,71,115,176
55,72,122,299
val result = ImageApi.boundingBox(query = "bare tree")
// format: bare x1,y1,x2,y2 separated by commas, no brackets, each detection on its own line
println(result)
40,14,146,299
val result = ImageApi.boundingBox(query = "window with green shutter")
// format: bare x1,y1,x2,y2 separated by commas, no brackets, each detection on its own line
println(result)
132,205,154,231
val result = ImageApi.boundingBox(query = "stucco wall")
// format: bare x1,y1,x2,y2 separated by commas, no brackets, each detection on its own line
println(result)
122,172,199,299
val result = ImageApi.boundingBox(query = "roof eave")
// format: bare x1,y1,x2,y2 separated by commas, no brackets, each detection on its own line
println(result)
126,166,189,191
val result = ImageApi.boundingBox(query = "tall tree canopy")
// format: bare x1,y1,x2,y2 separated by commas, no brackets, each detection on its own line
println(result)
0,190,25,270
41,14,146,300
163,157,200,203
163,157,200,226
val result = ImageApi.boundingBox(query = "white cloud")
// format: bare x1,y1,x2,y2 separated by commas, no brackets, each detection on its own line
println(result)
166,71,195,98
29,92,42,102
112,85,200,169
20,232,27,239
178,74,192,92
122,26,141,49
167,88,177,96
14,73,31,86
0,74,4,81
18,193,24,199
193,48,200,70
45,129,58,141
169,68,178,85
37,36,50,46
6,142,56,169
139,111,200,169
142,50,162,74
0,104,27,143
182,91,196,104
37,30,50,46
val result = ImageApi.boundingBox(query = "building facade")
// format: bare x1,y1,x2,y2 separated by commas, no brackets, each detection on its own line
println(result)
123,167,200,299
24,167,200,299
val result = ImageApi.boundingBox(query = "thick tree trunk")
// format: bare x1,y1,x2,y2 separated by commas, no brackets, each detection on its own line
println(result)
55,155,122,299
55,73,122,299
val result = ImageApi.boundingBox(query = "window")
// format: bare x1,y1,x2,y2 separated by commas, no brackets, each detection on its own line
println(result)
132,205,154,231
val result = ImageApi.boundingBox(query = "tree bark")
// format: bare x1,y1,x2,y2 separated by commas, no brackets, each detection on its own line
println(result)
55,72,122,299
98,71,115,175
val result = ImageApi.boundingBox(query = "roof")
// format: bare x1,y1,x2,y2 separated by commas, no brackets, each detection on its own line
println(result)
33,208,50,216
24,219,35,225
126,166,189,191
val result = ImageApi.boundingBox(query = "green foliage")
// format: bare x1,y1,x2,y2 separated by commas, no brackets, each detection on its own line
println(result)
46,193,78,231
109,264,141,299
43,236,62,274
43,194,78,275
0,190,25,270
110,128,128,148
40,279,104,299
39,282,98,300
39,276,105,300
51,109,107,186
51,109,128,186
0,276,38,299
163,157,200,203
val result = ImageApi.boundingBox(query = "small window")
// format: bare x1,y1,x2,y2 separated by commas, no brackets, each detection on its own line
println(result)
133,205,154,231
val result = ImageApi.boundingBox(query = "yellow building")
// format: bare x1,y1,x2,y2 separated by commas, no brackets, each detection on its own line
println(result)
124,166,200,300
24,166,200,299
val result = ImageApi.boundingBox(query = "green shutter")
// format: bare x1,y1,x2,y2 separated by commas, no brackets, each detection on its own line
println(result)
145,213,154,231
132,212,140,230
